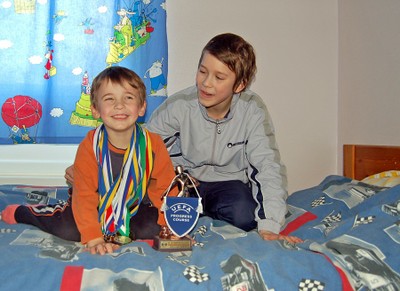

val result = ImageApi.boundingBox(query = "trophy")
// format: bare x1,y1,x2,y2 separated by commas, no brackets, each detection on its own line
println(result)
154,166,202,252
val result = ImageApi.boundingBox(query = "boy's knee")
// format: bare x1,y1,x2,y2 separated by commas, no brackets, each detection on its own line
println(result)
55,227,81,242
229,214,256,232
218,203,256,232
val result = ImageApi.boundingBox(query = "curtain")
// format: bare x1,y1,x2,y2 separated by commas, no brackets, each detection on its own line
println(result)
0,0,168,144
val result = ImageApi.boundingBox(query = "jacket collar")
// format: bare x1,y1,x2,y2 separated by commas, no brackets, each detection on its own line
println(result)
198,92,241,123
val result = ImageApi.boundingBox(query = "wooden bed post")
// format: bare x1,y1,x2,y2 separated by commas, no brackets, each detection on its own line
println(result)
343,144,356,179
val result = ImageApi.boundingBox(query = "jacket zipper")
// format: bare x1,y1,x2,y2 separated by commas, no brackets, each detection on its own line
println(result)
196,120,221,178
209,120,221,165
216,121,221,134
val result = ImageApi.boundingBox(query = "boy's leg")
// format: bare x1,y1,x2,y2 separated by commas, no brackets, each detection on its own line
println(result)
129,202,160,240
3,199,81,242
193,180,257,231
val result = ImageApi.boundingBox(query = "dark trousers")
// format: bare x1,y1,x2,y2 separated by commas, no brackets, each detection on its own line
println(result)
190,180,257,231
14,192,160,242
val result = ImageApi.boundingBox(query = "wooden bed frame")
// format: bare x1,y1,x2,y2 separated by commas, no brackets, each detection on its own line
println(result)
343,144,400,180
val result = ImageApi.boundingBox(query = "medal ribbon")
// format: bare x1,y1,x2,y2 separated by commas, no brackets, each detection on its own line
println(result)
94,123,153,237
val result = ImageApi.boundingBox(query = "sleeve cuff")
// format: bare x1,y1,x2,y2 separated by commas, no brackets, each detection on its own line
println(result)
257,219,281,234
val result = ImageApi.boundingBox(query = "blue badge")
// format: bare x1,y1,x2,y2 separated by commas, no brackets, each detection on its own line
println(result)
164,196,201,237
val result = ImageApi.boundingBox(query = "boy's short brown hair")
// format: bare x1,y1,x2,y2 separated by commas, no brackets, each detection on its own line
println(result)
199,33,257,91
90,66,146,107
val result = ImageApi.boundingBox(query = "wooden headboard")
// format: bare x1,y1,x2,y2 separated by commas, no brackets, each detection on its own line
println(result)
343,144,400,180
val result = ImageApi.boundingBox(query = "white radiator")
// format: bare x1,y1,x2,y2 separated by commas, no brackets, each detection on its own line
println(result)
0,144,78,186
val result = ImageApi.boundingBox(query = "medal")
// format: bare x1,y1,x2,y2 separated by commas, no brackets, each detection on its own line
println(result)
113,235,132,245
104,234,132,245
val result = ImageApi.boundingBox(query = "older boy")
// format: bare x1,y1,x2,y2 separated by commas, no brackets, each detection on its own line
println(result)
146,33,301,243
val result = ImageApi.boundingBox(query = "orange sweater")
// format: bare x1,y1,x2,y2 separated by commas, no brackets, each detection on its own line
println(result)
72,129,177,244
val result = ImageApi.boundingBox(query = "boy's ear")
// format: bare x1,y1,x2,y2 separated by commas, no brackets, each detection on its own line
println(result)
91,105,101,119
234,81,246,93
139,101,147,117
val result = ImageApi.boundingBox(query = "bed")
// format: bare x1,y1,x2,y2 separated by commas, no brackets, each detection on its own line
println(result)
0,144,399,290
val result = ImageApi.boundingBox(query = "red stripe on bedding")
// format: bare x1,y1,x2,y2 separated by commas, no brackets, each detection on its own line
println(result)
60,265,84,291
335,266,354,291
322,254,354,291
279,212,317,235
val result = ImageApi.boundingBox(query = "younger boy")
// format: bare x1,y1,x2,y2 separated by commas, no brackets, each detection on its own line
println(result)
1,67,178,254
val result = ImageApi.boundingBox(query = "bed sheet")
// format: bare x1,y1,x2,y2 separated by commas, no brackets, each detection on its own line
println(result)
0,175,399,290
282,175,400,290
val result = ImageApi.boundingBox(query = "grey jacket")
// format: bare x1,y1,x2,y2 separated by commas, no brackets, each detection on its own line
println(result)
146,85,288,233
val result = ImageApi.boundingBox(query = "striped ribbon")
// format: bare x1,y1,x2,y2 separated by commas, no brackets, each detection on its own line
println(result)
93,123,153,237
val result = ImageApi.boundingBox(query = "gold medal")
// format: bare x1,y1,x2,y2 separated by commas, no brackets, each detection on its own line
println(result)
113,235,132,245
104,234,132,245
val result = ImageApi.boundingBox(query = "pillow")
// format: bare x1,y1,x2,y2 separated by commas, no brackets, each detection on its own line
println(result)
362,170,400,187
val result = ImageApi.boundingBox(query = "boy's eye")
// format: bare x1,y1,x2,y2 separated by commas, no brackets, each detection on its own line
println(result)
216,76,225,80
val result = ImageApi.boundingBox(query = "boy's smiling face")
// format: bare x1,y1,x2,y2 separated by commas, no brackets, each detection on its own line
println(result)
91,79,146,142
196,52,244,119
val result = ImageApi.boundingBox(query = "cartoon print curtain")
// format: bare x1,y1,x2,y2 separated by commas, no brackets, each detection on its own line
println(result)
0,0,168,144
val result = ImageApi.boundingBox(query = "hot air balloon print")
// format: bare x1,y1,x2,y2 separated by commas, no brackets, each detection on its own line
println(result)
1,95,42,144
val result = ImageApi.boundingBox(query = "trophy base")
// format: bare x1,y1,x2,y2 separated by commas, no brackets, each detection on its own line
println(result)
153,235,192,252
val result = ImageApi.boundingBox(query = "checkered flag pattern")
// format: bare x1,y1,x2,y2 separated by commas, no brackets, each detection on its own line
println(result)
193,242,205,248
183,265,210,284
322,212,342,224
354,215,375,227
193,225,207,236
311,196,326,208
299,278,325,291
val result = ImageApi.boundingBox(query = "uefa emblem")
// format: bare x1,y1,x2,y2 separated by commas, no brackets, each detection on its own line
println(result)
161,166,202,238
164,196,201,237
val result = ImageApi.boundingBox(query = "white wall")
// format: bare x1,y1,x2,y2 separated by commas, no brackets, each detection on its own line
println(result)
0,0,338,194
338,0,400,169
165,0,338,193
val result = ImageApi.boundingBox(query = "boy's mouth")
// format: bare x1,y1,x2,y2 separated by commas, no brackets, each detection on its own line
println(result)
112,114,129,119
199,89,213,98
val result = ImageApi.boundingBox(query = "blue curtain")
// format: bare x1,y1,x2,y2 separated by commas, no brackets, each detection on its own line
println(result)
0,0,168,144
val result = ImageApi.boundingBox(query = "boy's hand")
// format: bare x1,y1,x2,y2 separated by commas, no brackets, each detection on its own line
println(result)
85,237,120,255
65,165,74,185
258,230,303,244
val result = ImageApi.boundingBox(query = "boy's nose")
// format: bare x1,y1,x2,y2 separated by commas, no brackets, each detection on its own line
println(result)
114,99,125,108
202,76,212,87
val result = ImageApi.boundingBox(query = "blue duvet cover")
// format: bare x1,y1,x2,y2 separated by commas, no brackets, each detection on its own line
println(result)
0,175,399,290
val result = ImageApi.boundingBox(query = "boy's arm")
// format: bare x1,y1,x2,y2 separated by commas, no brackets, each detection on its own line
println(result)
71,132,104,244
145,93,186,161
145,97,179,139
245,100,288,235
146,132,179,226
